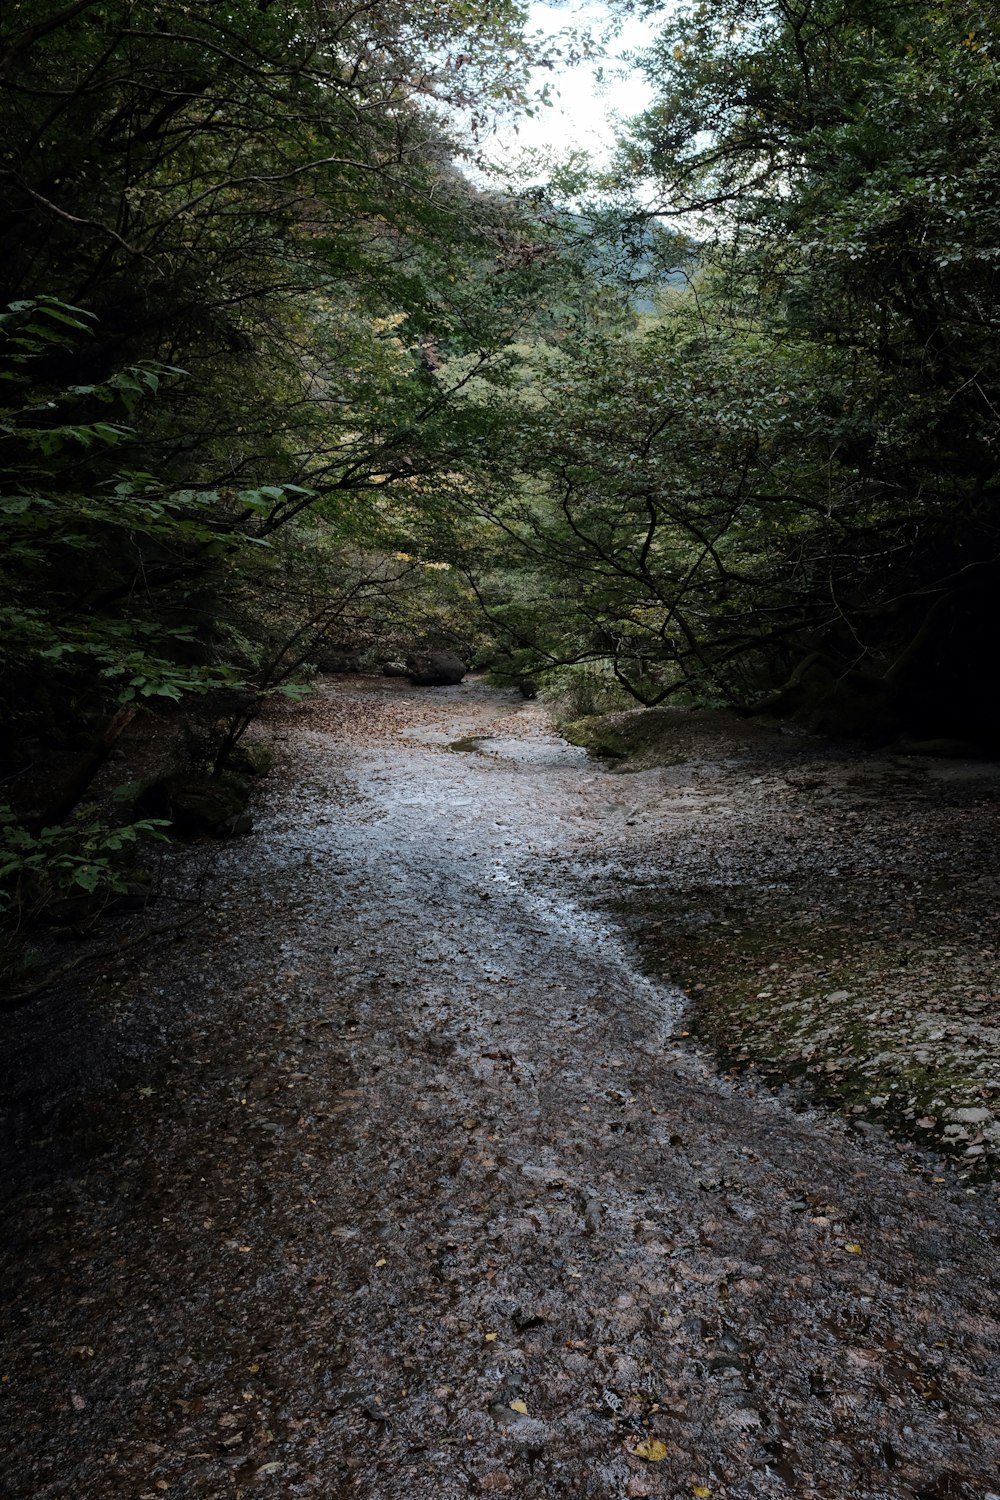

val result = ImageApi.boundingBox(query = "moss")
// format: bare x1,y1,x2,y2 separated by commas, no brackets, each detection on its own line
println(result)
615,882,999,1180
561,716,631,759
561,704,788,768
225,740,274,777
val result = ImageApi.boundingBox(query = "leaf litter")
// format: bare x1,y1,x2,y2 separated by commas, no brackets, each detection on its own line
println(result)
0,677,998,1500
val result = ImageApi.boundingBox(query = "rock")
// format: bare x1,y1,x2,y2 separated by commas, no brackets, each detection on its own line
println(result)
138,772,251,838
42,892,102,926
170,778,247,836
217,811,254,837
896,737,988,759
583,1197,602,1235
406,651,466,687
950,1107,991,1125
382,661,409,678
224,741,274,777
106,879,154,912
314,644,362,672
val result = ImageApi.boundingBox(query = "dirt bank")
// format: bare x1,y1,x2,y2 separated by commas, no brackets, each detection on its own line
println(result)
1,678,999,1500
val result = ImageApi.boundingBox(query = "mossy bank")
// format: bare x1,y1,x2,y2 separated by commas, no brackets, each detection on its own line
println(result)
570,704,1000,1182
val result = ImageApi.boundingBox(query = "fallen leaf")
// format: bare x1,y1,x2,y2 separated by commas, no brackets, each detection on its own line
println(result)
693,1487,712,1498
374,1258,387,1268
255,1462,283,1476
628,1435,668,1462
844,1243,863,1254
509,1399,528,1415
484,1332,498,1342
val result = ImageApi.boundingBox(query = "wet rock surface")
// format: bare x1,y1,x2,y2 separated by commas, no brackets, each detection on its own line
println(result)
576,708,1000,1178
2,678,1000,1499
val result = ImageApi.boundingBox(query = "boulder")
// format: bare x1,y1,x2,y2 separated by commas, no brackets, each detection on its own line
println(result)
406,651,466,687
169,776,248,837
136,771,251,838
217,810,254,837
225,740,274,776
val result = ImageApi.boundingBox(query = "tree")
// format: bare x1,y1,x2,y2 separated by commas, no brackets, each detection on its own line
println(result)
496,0,1000,733
0,1,574,961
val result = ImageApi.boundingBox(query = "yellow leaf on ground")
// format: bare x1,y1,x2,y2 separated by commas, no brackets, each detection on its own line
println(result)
509,1399,528,1415
844,1243,863,1254
693,1486,713,1497
629,1435,668,1462
484,1333,498,1342
374,1258,387,1267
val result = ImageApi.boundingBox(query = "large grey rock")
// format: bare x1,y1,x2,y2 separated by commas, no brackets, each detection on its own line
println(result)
407,651,466,687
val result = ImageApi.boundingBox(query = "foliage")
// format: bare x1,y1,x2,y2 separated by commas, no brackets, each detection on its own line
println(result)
0,2,577,968
478,0,1000,735
0,805,166,909
6,0,1000,990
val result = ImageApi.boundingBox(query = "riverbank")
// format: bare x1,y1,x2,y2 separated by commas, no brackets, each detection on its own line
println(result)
564,704,1000,1181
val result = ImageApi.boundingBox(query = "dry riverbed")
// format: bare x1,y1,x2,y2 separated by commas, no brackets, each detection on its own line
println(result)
2,677,999,1500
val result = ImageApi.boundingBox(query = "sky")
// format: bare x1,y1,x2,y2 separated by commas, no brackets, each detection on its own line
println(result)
484,1,660,173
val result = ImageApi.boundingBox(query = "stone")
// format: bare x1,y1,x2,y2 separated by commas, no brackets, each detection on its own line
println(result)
137,771,252,838
406,651,466,687
225,741,274,776
217,811,254,837
169,778,247,836
950,1107,991,1125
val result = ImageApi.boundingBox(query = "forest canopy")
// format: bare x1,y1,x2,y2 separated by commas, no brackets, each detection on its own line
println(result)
474,0,1000,731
